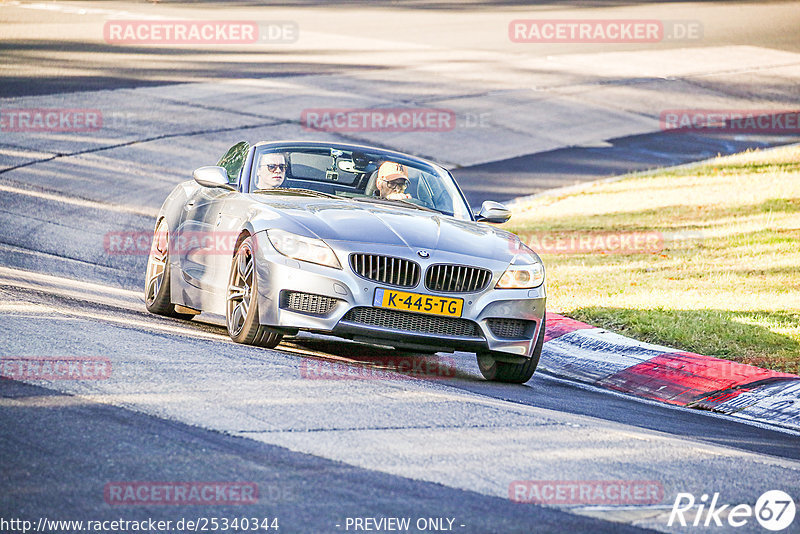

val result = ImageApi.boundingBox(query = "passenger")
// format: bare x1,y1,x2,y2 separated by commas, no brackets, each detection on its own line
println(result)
375,161,411,200
256,152,288,189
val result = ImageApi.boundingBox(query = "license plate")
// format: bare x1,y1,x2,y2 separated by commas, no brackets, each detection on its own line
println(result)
373,288,463,318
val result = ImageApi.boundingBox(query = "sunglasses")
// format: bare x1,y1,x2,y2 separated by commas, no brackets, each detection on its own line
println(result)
260,163,287,172
383,178,408,187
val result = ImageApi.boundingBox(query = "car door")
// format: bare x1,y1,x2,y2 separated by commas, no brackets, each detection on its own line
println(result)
175,142,250,311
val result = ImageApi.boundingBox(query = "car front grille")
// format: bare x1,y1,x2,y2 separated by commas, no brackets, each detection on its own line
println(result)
349,254,420,288
424,264,492,293
486,318,533,339
341,307,482,338
281,291,339,316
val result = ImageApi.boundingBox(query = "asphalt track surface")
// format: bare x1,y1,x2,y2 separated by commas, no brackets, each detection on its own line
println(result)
2,1,800,533
454,130,800,206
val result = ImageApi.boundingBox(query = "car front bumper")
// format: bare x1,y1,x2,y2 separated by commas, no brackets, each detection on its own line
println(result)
252,232,546,358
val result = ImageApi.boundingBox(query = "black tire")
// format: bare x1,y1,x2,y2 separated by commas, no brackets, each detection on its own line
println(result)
226,236,283,349
477,313,545,383
144,219,194,320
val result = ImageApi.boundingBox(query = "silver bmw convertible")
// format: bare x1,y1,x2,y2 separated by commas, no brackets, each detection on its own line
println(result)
145,141,546,383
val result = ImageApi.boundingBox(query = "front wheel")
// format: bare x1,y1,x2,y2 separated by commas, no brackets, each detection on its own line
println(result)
226,236,283,349
477,314,545,384
144,219,194,319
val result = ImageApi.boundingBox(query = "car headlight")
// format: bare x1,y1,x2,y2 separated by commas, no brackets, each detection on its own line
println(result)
496,262,544,289
266,229,341,269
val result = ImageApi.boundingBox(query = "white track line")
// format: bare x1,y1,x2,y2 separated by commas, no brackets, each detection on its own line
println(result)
0,183,158,218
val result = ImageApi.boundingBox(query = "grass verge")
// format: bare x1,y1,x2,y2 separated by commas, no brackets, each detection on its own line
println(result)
503,144,800,374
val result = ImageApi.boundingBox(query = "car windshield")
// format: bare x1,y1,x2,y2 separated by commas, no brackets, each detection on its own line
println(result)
250,146,472,220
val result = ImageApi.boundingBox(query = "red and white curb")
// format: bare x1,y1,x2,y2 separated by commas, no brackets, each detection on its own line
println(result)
541,314,800,431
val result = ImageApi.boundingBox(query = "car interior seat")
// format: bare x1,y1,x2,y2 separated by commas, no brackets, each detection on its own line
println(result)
363,170,380,197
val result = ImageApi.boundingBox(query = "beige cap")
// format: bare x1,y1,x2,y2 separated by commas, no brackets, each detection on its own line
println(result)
377,161,408,182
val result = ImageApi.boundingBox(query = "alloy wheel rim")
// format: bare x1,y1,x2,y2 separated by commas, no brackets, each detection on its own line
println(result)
227,240,254,336
145,220,168,306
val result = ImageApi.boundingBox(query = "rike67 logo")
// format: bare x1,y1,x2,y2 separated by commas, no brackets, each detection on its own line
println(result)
669,490,796,531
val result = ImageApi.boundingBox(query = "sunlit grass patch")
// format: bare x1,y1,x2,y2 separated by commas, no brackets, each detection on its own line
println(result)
505,145,800,372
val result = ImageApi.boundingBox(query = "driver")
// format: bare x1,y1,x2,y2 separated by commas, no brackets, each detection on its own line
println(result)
256,152,288,189
375,161,411,200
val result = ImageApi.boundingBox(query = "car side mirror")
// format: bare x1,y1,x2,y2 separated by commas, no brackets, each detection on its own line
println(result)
475,201,511,223
193,166,235,190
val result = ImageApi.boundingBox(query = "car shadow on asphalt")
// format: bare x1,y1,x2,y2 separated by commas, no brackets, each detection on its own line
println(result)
181,314,800,463
281,334,486,382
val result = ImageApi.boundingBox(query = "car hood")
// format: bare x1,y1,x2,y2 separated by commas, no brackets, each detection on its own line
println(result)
250,195,523,263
